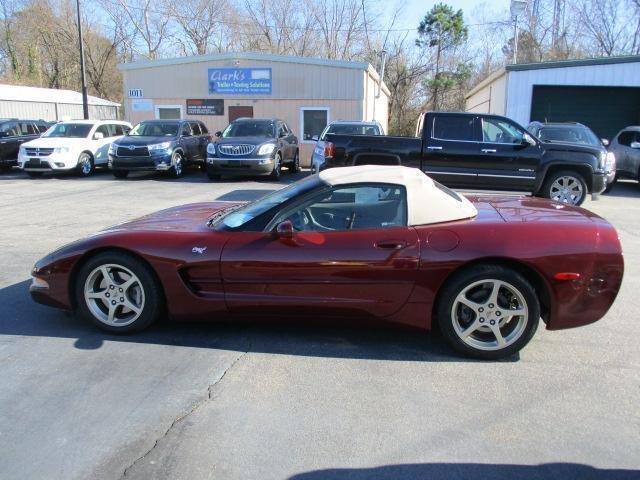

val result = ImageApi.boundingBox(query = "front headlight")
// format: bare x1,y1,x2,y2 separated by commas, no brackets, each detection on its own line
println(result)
207,143,216,155
257,143,276,155
606,151,616,170
148,141,172,152
54,147,70,154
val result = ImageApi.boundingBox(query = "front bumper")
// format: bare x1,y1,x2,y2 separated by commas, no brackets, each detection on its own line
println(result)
206,156,274,175
109,153,173,171
19,152,77,172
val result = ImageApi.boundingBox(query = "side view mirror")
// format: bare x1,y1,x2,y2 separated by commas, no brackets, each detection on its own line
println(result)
311,135,319,142
93,132,104,140
275,220,294,239
631,141,640,149
215,131,222,138
601,138,610,147
522,132,536,147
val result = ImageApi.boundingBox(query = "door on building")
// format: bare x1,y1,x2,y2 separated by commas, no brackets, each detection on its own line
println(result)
228,106,254,123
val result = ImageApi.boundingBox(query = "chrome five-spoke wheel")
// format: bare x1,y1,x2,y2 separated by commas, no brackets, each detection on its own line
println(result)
84,264,145,327
451,279,528,351
438,265,540,359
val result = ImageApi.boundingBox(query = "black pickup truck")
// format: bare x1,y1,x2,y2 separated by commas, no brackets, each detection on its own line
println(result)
321,112,608,206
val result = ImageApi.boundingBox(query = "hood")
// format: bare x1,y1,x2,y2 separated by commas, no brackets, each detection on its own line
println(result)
216,136,275,146
467,195,602,224
542,140,604,155
103,202,243,233
23,137,90,148
116,135,177,147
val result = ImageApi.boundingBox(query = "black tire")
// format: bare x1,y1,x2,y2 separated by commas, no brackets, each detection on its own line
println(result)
74,251,163,333
270,153,282,180
437,264,540,360
170,151,184,178
77,152,94,177
289,150,300,173
27,171,43,178
207,170,221,181
541,170,588,206
113,170,129,179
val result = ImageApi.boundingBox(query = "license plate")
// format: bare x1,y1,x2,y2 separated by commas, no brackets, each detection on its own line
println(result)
30,158,41,165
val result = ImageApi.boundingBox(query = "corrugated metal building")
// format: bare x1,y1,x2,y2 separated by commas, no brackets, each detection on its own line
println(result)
0,84,120,120
465,55,640,138
119,52,390,165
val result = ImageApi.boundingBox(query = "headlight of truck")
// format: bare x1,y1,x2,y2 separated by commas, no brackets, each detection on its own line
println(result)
54,147,70,154
148,142,172,152
605,151,615,170
206,143,216,155
257,143,276,155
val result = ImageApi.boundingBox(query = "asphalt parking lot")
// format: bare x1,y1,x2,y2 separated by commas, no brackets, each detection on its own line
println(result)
0,168,638,480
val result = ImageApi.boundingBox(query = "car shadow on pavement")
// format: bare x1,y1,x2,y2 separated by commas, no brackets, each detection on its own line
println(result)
0,279,517,364
607,180,640,198
288,462,639,480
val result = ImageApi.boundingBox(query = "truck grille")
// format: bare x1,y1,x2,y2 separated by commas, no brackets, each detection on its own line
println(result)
218,144,255,156
25,147,54,157
117,146,149,157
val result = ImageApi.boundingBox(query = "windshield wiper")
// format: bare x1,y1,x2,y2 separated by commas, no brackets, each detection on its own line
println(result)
207,204,243,227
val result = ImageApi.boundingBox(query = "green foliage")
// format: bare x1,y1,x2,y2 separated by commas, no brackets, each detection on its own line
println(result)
416,3,468,52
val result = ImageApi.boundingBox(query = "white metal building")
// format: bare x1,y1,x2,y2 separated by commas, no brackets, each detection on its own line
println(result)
119,52,390,165
0,84,120,121
465,55,640,138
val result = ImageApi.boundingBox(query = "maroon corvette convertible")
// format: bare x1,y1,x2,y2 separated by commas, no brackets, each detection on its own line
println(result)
30,166,624,359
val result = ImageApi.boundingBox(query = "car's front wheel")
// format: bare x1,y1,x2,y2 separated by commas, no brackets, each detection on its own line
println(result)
77,152,94,177
170,151,184,178
75,251,163,333
542,170,588,206
270,153,282,180
437,264,539,360
289,150,300,173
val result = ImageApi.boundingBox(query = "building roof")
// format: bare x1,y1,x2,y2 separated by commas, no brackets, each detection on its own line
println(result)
0,84,120,107
318,165,478,226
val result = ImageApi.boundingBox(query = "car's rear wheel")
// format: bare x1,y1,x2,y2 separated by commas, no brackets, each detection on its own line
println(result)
437,265,539,360
542,170,588,206
75,251,163,333
77,152,94,177
170,151,184,178
270,153,282,180
289,150,300,173
112,170,129,179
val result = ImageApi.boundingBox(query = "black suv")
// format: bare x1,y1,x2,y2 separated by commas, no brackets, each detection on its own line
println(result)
321,112,608,206
0,119,52,171
109,119,211,178
206,118,299,181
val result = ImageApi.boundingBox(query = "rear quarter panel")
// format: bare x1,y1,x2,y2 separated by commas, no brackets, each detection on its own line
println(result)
323,134,423,169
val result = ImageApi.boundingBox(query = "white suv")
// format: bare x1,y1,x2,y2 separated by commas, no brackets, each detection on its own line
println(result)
18,120,132,177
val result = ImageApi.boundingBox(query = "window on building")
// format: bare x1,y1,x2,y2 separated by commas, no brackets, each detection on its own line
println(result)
432,115,475,141
156,106,182,120
301,108,329,141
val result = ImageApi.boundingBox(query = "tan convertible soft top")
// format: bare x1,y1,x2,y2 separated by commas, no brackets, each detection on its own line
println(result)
319,165,478,226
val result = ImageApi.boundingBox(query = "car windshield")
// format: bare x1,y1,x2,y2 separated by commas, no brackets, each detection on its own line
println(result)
211,175,322,230
538,126,600,146
43,123,93,138
222,121,275,138
321,124,380,139
129,122,179,137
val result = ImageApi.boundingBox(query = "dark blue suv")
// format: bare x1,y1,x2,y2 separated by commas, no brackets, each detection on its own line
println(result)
109,119,211,178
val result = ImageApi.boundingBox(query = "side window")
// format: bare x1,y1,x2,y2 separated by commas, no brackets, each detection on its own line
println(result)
481,118,524,144
432,115,475,141
277,122,286,137
272,184,407,232
0,121,20,136
617,131,634,147
36,123,50,133
199,122,208,134
282,123,290,135
181,123,192,136
20,122,37,135
95,124,111,138
190,122,201,136
112,124,125,136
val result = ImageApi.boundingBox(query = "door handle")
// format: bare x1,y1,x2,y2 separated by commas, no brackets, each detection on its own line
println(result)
375,240,407,250
427,146,443,151
481,148,497,153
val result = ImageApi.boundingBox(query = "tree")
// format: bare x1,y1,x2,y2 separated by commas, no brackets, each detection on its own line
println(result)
416,3,468,110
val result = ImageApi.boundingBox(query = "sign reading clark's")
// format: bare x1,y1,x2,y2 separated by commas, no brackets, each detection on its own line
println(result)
208,68,272,95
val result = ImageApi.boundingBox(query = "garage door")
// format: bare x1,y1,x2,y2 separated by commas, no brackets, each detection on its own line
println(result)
530,86,640,140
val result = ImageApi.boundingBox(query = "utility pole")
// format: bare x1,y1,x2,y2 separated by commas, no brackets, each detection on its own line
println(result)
76,0,89,119
510,0,527,64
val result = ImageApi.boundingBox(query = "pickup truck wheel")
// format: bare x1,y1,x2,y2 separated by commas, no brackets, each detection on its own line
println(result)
270,153,282,180
289,151,300,173
77,152,94,177
542,170,587,206
113,170,129,179
437,264,539,360
170,151,184,178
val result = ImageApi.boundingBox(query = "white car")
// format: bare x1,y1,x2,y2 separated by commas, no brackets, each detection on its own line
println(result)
18,120,132,177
